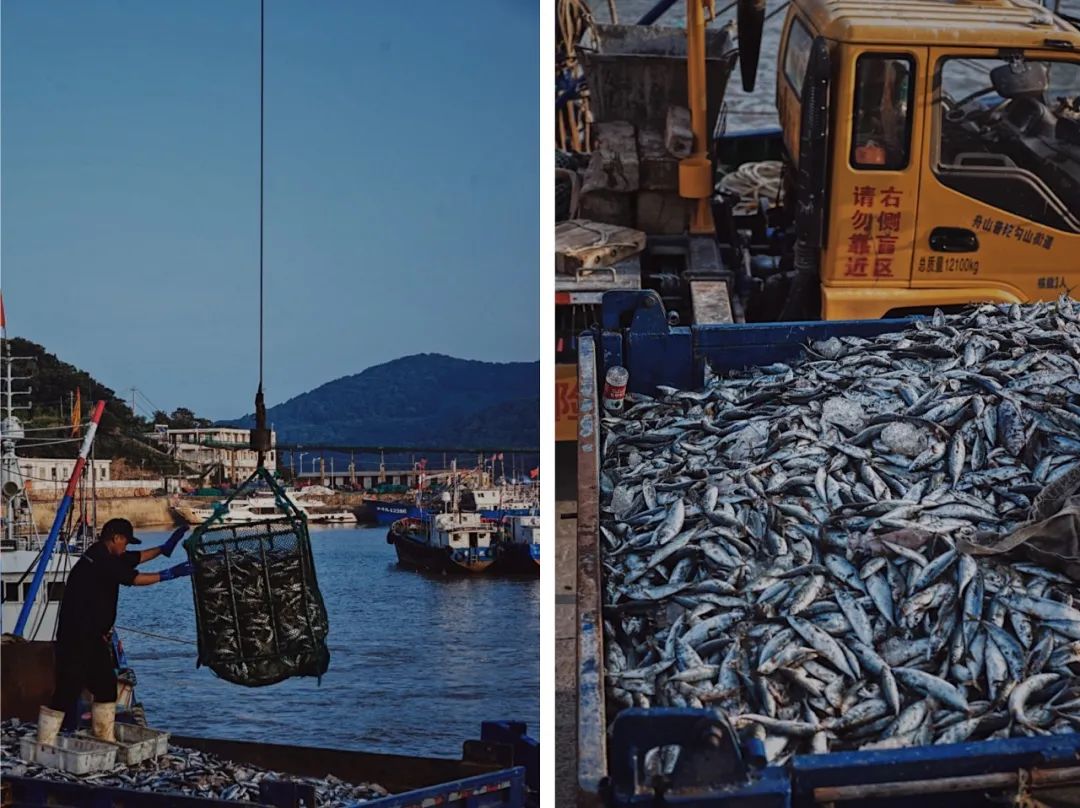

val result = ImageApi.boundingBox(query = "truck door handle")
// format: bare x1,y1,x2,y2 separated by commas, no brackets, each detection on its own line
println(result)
929,227,979,253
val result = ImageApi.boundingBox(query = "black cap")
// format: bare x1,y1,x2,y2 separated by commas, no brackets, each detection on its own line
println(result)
100,518,143,545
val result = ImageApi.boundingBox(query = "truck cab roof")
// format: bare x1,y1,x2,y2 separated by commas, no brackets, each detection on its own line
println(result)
793,0,1080,49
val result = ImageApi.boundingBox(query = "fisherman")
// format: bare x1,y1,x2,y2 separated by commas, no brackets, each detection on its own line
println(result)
37,518,193,746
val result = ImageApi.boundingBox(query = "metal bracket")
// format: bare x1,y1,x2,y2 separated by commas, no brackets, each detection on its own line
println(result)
259,778,318,808
463,739,515,769
599,292,697,396
480,721,541,798
608,708,752,802
600,290,671,335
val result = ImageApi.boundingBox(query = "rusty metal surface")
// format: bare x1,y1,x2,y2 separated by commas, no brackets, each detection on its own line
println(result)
170,735,495,796
689,279,734,324
580,25,737,131
811,765,1080,802
0,640,55,722
576,334,607,806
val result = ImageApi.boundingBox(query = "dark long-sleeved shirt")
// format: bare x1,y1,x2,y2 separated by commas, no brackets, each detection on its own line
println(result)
55,541,139,647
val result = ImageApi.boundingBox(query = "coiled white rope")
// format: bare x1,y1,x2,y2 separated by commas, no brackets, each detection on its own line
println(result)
717,160,784,215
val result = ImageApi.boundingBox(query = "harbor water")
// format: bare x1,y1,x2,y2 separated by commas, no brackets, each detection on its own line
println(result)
117,526,539,757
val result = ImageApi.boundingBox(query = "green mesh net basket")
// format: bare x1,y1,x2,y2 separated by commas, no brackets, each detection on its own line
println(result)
184,468,330,687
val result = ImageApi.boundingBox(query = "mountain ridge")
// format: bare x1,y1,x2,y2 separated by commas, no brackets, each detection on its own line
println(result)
221,353,539,449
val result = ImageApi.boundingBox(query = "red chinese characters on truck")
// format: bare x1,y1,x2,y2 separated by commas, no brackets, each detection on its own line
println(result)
844,185,903,279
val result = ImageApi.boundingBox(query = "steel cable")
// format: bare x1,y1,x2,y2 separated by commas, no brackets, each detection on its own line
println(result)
114,625,197,646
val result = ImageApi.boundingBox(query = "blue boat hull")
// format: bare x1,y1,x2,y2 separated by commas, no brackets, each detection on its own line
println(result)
370,501,423,526
387,527,495,575
493,543,539,576
369,500,533,526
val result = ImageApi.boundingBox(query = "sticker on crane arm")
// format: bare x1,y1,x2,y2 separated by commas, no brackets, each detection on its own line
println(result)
843,185,905,279
555,364,579,442
972,215,1056,250
917,256,980,275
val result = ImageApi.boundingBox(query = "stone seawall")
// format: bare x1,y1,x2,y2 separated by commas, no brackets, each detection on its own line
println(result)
30,496,177,531
29,491,372,532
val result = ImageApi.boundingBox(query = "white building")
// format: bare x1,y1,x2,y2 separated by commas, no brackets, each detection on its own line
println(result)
149,426,277,481
19,457,111,487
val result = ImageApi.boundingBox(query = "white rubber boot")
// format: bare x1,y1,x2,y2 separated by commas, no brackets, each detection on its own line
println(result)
91,702,116,743
37,706,64,746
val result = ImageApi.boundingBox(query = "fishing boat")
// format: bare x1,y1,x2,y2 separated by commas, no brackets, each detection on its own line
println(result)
0,316,88,641
0,439,76,641
363,497,425,526
461,485,539,519
364,481,539,527
304,502,356,523
386,508,498,575
1,304,145,724
492,514,539,576
176,488,356,525
362,475,461,526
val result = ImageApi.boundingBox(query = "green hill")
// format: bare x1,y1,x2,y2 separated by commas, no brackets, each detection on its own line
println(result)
5,337,184,473
222,354,539,449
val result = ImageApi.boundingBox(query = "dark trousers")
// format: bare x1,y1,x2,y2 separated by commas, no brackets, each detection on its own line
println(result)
49,638,117,730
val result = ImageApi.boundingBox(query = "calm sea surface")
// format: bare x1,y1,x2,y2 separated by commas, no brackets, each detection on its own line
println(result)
116,526,539,757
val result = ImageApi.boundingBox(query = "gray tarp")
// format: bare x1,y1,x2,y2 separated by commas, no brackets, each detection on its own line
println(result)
959,465,1080,584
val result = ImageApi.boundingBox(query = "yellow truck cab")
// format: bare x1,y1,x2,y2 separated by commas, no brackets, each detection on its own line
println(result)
774,0,1080,319
553,1,1079,441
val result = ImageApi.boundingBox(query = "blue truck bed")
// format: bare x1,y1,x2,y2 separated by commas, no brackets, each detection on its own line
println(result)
575,290,1080,807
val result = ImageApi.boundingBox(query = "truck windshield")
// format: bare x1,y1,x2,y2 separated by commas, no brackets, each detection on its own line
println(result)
936,56,1080,233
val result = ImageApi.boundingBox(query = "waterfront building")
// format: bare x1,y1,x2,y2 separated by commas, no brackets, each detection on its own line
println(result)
19,457,111,485
148,426,277,481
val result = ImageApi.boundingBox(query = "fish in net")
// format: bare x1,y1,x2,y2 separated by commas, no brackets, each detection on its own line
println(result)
185,470,330,686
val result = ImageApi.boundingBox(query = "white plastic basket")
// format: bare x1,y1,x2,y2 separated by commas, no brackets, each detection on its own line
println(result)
77,723,164,766
19,736,117,775
115,723,170,759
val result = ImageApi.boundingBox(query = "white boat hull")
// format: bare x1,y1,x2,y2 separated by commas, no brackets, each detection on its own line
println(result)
1,547,76,640
171,495,358,526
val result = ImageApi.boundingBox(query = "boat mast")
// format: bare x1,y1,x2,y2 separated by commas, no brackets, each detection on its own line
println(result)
14,400,106,637
1,295,34,548
451,458,458,514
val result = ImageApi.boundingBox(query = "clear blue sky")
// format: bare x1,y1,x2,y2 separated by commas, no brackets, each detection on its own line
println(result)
2,1,539,420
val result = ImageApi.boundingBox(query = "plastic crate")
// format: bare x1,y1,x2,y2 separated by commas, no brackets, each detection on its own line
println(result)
77,724,169,765
19,736,117,775
116,723,169,759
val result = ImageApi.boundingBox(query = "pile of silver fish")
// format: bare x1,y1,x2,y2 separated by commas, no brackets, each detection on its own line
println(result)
0,719,388,804
192,523,330,687
600,298,1080,765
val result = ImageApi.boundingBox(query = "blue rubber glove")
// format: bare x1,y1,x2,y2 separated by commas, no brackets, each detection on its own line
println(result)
160,527,188,557
159,561,192,582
